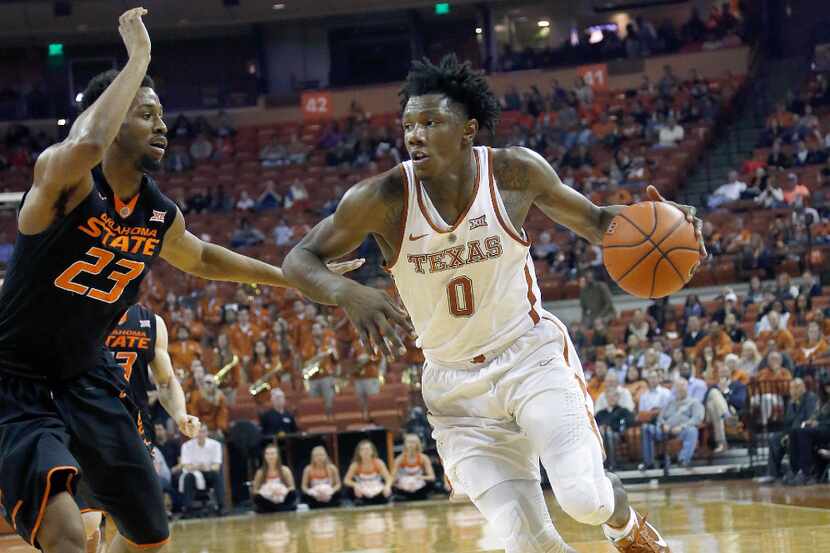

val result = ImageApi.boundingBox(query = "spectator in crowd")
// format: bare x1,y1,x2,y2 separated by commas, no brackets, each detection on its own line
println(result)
723,313,746,344
782,172,810,205
260,136,287,168
305,323,339,415
786,377,830,485
578,270,616,325
391,434,436,502
636,370,672,428
800,270,822,298
273,219,294,247
707,170,747,208
252,444,297,513
189,132,214,162
757,378,818,484
530,231,558,263
766,140,791,169
683,316,706,348
640,378,704,470
693,320,734,360
758,351,793,382
625,364,649,406
169,326,203,371
587,360,608,402
301,446,342,509
625,309,653,343
677,362,707,403
794,321,829,368
188,374,230,437
343,440,393,506
232,191,254,213
351,345,383,417
230,218,265,248
256,180,282,211
259,388,298,438
594,371,635,413
757,310,796,353
595,387,635,471
165,143,193,173
154,423,182,480
738,340,763,376
180,425,225,518
657,116,685,148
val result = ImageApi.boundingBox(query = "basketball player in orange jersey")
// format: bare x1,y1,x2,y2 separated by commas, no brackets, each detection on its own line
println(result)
285,55,706,553
0,8,360,553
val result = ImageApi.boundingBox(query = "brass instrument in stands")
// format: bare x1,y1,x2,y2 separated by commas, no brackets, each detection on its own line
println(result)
214,355,239,385
302,349,335,380
249,359,284,396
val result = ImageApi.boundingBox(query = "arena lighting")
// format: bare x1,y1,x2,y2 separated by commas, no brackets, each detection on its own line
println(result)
475,27,482,35
435,3,450,15
75,92,83,103
537,20,550,28
272,3,285,9
57,119,67,126
48,43,64,56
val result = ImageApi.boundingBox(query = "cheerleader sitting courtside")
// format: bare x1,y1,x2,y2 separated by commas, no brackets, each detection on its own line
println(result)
392,434,436,501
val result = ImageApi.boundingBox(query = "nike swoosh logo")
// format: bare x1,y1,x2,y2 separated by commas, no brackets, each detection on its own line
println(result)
409,233,429,241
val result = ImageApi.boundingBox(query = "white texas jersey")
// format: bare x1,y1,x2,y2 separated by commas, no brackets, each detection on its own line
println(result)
389,146,544,364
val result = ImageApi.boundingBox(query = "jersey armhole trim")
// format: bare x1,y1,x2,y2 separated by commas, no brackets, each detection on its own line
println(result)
385,164,410,271
487,147,531,247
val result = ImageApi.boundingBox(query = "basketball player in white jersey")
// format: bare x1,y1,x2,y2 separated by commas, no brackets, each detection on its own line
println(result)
284,55,705,553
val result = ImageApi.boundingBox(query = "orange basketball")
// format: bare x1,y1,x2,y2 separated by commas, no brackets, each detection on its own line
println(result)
602,201,700,299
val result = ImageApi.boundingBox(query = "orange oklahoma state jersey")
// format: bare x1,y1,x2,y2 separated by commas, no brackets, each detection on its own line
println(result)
0,167,176,381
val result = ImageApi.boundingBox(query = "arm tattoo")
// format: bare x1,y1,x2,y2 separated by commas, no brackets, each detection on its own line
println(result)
495,155,532,192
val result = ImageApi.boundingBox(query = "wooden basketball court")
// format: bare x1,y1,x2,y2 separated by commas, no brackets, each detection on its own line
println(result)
2,481,829,552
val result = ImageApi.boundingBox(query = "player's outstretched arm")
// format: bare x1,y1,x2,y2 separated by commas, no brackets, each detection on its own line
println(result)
283,173,412,357
496,147,705,256
150,314,201,438
159,210,363,288
24,8,152,234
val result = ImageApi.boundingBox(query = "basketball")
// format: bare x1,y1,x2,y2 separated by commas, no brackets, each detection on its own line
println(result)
602,201,700,299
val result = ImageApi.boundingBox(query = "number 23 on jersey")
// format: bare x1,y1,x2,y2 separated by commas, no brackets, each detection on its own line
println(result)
54,246,144,304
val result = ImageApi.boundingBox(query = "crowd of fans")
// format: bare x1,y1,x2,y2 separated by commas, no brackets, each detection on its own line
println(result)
575,268,830,483
498,4,746,72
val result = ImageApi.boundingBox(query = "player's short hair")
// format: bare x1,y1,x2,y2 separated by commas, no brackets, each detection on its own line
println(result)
399,54,500,136
80,69,155,112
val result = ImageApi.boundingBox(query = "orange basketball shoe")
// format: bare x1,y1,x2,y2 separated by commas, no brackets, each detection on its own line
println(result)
611,511,671,553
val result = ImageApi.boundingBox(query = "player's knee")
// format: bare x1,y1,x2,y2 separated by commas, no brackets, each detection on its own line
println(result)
551,466,615,526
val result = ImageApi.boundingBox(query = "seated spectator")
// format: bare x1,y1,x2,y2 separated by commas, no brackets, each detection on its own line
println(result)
179,426,225,517
503,86,521,111
595,387,635,471
693,321,734,360
587,360,608,402
790,294,813,328
187,375,230,437
625,309,653,342
738,340,763,376
766,140,791,168
343,440,393,506
169,326,203,373
301,446,342,509
757,311,796,354
792,141,819,167
230,218,265,249
236,191,256,212
656,116,685,148
256,180,282,211
285,132,310,165
757,378,818,484
189,133,214,162
683,315,705,348
595,371,635,413
259,388,298,438
640,378,704,470
286,179,310,211
579,270,616,325
636,370,672,426
724,313,746,343
678,363,708,403
782,172,810,206
758,351,794,382
170,114,193,138
707,170,747,208
683,294,707,319
391,434,436,502
252,444,297,513
625,365,648,406
768,103,796,132
636,346,671,372
531,231,558,263
704,363,748,453
786,377,830,485
165,144,192,173
272,219,294,247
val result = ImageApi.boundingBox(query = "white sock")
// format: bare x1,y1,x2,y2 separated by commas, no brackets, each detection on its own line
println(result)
602,507,637,542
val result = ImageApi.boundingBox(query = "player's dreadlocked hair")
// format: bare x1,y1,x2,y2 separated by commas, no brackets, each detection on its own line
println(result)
399,54,500,136
80,69,155,112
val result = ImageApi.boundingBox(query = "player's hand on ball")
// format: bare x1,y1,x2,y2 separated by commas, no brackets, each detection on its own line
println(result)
326,258,365,275
646,185,707,259
177,415,201,438
337,283,412,359
118,7,151,59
